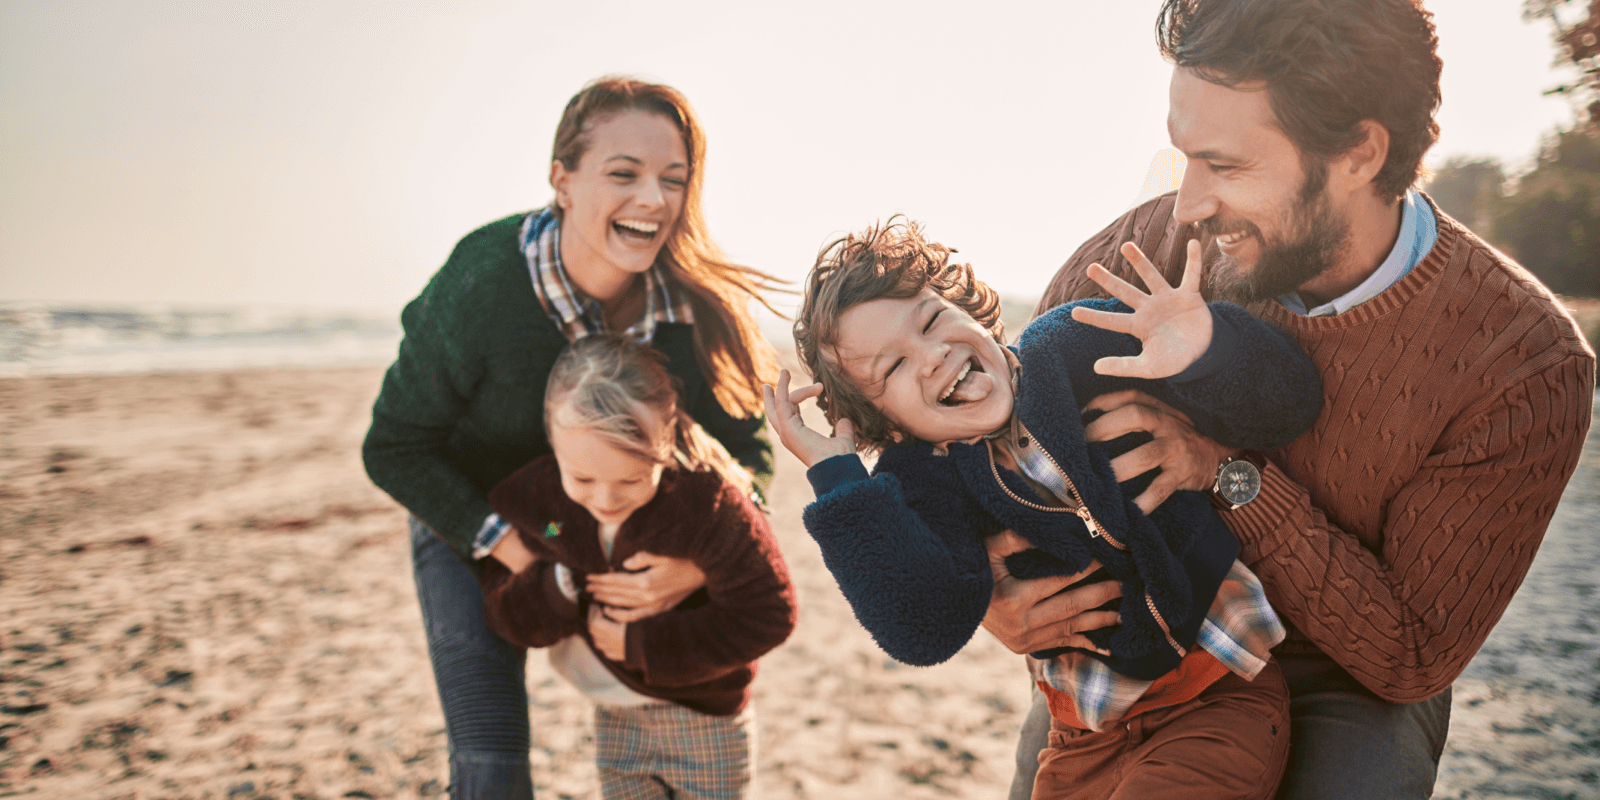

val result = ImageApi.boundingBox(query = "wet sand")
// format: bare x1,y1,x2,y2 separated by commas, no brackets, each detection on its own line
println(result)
0,366,1594,799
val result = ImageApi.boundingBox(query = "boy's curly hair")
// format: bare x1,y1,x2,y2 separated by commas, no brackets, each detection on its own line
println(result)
793,216,1005,453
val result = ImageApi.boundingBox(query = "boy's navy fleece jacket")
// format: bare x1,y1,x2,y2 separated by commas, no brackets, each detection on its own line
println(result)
482,458,798,716
803,299,1323,679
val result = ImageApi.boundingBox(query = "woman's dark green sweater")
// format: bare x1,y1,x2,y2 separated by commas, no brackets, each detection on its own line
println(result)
362,212,773,558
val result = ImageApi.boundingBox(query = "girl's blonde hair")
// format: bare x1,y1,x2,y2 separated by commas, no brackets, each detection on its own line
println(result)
551,75,782,418
544,334,754,497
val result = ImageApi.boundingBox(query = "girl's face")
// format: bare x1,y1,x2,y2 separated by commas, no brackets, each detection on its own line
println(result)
550,110,689,301
548,419,666,526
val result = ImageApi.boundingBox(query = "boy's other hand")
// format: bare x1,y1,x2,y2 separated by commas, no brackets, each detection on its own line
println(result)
763,368,857,468
1071,239,1212,379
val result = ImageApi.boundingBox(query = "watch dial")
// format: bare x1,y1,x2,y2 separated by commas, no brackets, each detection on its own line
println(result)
1218,461,1262,506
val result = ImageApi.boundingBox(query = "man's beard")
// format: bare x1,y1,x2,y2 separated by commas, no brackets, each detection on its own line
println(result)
1198,161,1350,306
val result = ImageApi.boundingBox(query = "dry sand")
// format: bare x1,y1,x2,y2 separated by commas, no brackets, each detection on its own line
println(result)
1,364,1595,799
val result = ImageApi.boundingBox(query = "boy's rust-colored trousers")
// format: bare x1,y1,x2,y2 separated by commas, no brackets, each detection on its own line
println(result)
1033,661,1290,800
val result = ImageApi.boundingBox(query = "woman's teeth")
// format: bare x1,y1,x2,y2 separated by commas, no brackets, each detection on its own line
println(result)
614,219,659,239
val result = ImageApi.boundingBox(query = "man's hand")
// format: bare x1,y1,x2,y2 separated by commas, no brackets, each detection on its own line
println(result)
981,530,1121,655
586,552,705,623
1071,239,1212,380
587,603,627,661
762,368,857,468
1082,390,1236,514
489,528,537,573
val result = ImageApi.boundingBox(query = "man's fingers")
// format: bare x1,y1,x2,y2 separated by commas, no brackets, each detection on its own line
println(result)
1105,439,1169,483
1084,402,1170,443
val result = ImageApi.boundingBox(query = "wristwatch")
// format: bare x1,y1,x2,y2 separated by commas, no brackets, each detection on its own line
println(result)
1213,454,1263,510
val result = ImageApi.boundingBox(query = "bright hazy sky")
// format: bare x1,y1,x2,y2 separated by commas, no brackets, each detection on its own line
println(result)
0,1,1581,315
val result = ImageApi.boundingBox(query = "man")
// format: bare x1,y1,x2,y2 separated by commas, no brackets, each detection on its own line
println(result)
987,0,1597,797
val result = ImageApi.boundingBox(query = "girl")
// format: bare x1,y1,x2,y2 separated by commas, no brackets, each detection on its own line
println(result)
481,335,797,800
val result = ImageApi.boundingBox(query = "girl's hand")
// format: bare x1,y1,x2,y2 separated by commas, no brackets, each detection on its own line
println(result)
586,552,705,622
762,368,857,468
1070,239,1212,379
489,528,538,573
587,603,627,661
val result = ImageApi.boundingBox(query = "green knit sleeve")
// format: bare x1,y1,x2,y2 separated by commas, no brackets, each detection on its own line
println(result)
362,228,504,556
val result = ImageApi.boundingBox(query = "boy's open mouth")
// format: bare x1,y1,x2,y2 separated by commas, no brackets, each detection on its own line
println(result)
938,358,994,406
613,218,660,244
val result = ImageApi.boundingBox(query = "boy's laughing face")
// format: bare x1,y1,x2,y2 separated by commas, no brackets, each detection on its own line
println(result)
831,288,1014,446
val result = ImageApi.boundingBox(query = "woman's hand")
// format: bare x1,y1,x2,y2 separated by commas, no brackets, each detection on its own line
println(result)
981,530,1120,655
1070,239,1212,380
587,603,627,661
586,552,706,623
1082,389,1236,515
762,368,856,468
489,528,538,573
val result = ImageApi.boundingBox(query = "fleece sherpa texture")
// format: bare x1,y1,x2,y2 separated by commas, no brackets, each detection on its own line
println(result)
362,212,772,559
482,458,798,717
803,300,1322,680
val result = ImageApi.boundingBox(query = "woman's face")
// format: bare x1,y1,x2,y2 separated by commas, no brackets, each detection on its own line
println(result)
551,110,689,301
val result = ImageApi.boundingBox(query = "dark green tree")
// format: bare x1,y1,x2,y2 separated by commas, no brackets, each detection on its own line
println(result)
1426,157,1506,234
1524,0,1600,126
1491,128,1600,297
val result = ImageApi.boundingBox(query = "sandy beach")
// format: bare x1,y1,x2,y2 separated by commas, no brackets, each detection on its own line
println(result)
1,363,1597,799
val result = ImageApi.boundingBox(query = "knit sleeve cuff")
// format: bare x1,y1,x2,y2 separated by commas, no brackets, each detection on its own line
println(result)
1211,458,1300,564
806,454,871,497
1169,307,1241,384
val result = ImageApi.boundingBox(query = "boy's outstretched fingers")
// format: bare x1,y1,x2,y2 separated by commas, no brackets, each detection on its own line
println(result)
763,368,856,468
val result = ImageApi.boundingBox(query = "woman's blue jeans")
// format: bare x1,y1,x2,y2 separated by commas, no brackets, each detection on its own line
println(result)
411,518,535,799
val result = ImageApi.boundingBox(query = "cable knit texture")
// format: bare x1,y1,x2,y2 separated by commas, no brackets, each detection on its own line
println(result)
1038,192,1597,702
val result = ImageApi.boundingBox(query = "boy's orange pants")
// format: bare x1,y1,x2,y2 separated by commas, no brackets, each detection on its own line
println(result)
1032,661,1290,800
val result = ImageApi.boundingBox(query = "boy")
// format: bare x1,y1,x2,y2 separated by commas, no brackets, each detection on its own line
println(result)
763,217,1323,799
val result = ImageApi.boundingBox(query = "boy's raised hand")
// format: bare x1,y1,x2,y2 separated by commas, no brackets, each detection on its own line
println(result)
1070,239,1212,380
762,368,856,469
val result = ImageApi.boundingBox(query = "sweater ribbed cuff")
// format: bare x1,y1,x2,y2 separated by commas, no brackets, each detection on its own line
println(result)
806,454,871,497
1213,458,1301,565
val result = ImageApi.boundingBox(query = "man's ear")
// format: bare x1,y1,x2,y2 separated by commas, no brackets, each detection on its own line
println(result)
1333,119,1391,194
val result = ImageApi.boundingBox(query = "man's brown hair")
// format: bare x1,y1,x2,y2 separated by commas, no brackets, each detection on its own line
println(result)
793,217,1004,453
1157,0,1442,201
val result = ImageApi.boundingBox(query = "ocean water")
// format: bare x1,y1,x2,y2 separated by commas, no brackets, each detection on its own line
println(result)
0,303,403,377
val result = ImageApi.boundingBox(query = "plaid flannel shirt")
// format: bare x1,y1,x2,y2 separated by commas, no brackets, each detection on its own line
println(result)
1004,429,1285,732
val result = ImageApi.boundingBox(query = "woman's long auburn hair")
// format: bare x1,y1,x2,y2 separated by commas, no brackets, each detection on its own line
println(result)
551,76,781,418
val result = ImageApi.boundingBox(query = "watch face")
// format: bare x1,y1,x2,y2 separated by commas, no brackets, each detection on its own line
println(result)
1217,460,1262,506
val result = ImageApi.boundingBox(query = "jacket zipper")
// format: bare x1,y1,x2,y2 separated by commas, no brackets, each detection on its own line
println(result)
985,424,1186,660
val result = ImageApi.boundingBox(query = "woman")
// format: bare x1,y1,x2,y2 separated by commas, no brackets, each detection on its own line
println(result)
363,76,781,799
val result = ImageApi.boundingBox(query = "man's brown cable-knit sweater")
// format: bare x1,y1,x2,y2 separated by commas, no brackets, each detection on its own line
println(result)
1038,193,1595,703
